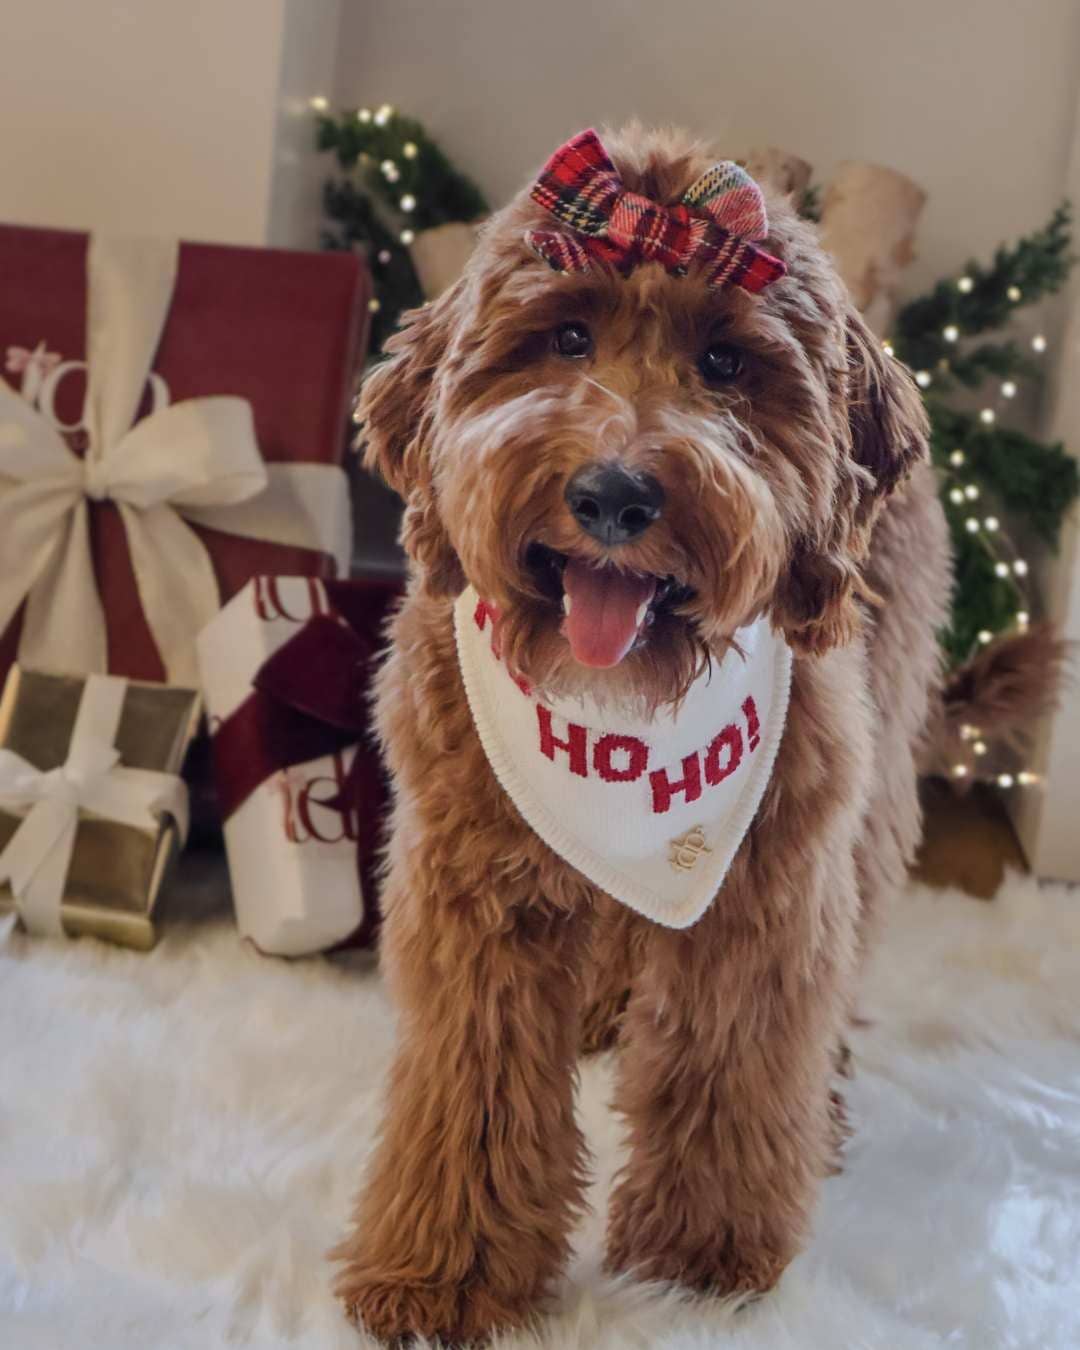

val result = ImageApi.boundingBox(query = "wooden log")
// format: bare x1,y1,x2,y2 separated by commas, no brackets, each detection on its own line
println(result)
742,147,813,199
409,220,484,300
818,162,926,335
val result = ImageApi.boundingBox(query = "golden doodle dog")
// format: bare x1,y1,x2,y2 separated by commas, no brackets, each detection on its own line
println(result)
334,125,951,1344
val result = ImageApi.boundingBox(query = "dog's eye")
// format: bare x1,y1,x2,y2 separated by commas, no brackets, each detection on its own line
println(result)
698,342,744,385
553,322,593,359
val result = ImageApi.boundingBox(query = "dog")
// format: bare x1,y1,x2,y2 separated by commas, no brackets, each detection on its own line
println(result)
332,124,951,1344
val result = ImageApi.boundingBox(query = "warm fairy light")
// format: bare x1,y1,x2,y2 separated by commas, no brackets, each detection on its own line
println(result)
964,484,979,499
357,107,372,122
957,275,974,293
977,630,993,645
997,773,1015,788
400,228,415,245
959,723,980,741
1001,380,1017,398
1032,334,1047,353
377,248,392,264
381,160,400,182
1007,285,1022,302
949,487,965,504
400,193,417,212
952,763,969,778
374,103,394,126
310,95,329,111
915,370,932,388
1013,559,1028,577
368,297,381,313
1017,609,1030,628
1018,771,1039,786
403,141,419,159
973,738,989,754
949,449,966,467
965,517,980,532
995,562,1010,578
984,515,1000,531
979,408,996,424
943,324,960,342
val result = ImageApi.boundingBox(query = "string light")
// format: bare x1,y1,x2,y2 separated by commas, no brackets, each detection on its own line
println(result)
994,561,1010,578
957,275,974,293
400,228,415,245
949,487,965,504
400,193,417,212
949,449,966,467
1017,609,1030,628
959,724,980,741
882,340,895,357
984,515,999,531
1001,380,1017,398
964,484,979,499
976,630,993,645
943,324,960,343
915,370,932,388
374,103,394,126
1032,334,1047,353
1013,559,1028,577
310,95,329,111
377,249,392,264
979,408,996,424
357,107,372,122
381,160,400,182
952,763,969,778
368,297,381,313
973,738,989,754
402,141,419,159
997,773,1015,788
1018,771,1039,786
965,517,980,532
1007,285,1022,302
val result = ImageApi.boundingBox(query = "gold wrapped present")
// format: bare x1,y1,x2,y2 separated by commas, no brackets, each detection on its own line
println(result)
0,666,200,949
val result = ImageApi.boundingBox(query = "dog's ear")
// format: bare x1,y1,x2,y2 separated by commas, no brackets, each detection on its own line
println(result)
775,302,928,655
358,286,466,596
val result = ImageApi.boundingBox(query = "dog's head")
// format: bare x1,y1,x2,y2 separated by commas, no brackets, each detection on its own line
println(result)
360,124,927,705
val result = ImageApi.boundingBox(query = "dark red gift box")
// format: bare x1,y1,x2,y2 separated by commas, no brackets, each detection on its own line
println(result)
0,224,369,686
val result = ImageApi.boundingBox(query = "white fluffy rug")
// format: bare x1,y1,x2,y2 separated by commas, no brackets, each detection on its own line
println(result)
2,859,1079,1350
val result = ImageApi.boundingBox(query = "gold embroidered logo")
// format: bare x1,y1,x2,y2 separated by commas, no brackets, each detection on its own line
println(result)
669,826,711,872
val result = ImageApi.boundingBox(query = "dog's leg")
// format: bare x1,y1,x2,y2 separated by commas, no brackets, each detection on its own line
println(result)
604,849,856,1300
333,888,587,1344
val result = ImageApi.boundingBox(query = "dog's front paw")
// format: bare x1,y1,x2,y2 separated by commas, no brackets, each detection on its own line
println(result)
339,1273,528,1346
606,1234,789,1302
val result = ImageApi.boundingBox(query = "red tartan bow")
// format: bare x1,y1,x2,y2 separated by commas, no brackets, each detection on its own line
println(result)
527,129,786,294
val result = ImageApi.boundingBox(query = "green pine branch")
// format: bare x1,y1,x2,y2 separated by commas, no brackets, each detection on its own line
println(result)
892,203,1071,373
317,105,489,353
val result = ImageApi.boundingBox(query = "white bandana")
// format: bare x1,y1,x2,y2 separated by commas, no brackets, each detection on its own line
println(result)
454,587,792,928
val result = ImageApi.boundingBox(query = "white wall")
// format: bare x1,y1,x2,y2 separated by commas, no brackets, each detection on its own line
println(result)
0,0,339,249
333,0,1080,297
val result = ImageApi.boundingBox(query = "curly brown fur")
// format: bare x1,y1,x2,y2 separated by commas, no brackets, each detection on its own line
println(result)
334,124,950,1343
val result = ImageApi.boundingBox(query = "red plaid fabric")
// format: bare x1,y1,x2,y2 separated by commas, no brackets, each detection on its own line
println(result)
526,129,786,294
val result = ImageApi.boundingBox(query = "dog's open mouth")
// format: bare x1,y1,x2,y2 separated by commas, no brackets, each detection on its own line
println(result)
525,543,694,669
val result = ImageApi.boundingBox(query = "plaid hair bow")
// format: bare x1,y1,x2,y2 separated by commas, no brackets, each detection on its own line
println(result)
526,129,785,294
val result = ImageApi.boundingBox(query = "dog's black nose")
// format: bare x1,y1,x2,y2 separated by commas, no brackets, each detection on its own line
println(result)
564,463,664,545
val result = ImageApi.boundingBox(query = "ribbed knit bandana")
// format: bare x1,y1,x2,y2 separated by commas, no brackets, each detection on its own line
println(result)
454,587,792,928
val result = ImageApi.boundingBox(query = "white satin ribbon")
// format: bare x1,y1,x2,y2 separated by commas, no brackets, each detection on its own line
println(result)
0,673,189,937
0,235,352,687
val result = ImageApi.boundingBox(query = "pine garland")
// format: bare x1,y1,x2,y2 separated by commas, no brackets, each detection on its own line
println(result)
316,103,488,352
889,205,1078,668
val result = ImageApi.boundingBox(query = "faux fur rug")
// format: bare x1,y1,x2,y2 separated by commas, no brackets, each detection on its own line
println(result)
2,859,1078,1350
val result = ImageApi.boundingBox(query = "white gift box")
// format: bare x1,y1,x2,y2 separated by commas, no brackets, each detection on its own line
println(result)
197,576,390,956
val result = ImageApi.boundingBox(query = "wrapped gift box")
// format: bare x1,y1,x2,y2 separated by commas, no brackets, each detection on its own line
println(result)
198,575,401,957
0,666,200,949
0,225,369,687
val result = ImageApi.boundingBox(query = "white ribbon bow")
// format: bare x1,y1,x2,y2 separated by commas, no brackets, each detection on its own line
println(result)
0,235,352,687
0,673,189,937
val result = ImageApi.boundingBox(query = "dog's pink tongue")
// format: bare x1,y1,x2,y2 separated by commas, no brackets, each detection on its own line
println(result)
562,559,656,668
